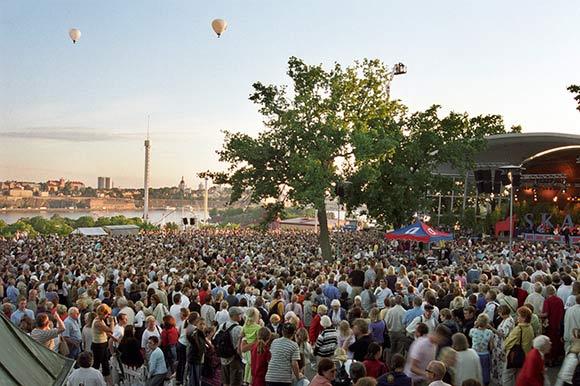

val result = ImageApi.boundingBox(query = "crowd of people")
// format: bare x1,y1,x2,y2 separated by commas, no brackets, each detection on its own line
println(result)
1,228,580,386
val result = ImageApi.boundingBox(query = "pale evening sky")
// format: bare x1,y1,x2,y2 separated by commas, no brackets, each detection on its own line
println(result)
1,1,579,188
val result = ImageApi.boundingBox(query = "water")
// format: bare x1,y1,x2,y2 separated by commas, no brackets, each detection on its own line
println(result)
0,209,205,226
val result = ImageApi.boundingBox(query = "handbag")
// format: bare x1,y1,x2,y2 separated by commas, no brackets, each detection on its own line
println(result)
58,336,70,356
382,320,391,349
506,326,525,369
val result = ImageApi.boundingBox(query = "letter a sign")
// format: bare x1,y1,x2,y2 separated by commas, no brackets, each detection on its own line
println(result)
405,227,420,235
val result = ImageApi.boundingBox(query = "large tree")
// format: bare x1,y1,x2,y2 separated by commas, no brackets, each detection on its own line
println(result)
344,106,508,227
213,57,399,261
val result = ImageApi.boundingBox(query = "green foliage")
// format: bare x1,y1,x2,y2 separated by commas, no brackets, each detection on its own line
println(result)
0,220,38,238
345,105,508,227
0,214,159,237
568,85,580,111
214,57,401,260
164,222,179,232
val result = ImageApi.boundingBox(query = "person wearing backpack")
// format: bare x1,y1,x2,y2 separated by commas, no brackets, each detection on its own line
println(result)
214,307,243,386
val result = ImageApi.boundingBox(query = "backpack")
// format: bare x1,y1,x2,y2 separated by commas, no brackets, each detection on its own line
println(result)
332,363,352,386
213,323,237,358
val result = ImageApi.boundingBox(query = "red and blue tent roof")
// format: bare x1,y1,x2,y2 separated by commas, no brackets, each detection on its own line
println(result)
385,221,453,243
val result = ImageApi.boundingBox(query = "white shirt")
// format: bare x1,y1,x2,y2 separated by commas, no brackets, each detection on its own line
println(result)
215,310,230,326
119,306,135,326
134,310,145,328
374,287,393,309
170,304,182,324
429,381,451,386
557,284,572,306
67,367,106,386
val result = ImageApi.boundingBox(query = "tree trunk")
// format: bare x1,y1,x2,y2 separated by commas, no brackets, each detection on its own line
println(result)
317,203,333,262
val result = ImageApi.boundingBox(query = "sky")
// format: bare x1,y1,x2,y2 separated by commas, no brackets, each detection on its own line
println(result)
1,1,579,188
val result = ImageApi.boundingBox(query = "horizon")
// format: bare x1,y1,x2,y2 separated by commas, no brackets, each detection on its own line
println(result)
1,1,579,188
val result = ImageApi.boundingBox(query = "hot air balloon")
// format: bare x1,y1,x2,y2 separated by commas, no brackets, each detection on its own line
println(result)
69,28,81,44
211,19,227,37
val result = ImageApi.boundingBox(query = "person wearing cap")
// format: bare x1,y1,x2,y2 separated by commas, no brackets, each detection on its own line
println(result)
219,306,244,386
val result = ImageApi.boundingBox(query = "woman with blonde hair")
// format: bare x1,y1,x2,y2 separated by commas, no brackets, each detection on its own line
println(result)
240,307,262,384
92,304,115,382
469,313,494,385
296,327,315,378
385,267,397,292
368,308,385,347
397,266,411,289
438,346,457,384
451,333,483,386
337,320,355,358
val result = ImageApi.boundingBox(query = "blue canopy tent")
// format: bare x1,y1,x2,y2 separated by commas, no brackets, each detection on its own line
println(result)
385,221,454,243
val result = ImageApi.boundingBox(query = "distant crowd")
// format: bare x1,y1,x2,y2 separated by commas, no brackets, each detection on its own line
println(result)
1,229,579,386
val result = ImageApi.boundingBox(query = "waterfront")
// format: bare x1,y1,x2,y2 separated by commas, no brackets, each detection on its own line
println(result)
0,208,204,226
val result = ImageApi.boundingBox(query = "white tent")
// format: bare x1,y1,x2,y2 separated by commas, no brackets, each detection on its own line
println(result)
71,227,108,236
103,225,140,235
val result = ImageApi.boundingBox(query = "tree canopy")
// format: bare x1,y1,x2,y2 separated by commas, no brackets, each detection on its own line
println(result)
214,57,511,260
568,85,580,111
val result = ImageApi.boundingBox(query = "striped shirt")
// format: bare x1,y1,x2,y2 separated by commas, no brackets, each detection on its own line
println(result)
314,328,338,358
265,337,301,383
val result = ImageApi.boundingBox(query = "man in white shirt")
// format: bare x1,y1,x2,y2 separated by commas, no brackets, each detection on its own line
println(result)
564,294,580,352
385,296,407,355
525,282,545,317
117,298,135,326
374,279,393,310
406,305,437,336
170,293,184,323
66,351,106,386
557,275,573,305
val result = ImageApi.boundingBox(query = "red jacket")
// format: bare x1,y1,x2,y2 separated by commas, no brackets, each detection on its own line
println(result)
515,348,544,386
309,314,323,343
161,326,179,347
251,343,271,386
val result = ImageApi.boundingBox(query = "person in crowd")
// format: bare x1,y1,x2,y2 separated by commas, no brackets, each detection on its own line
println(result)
315,315,338,359
349,318,374,362
515,335,551,386
265,323,303,386
490,305,514,385
368,308,385,347
251,327,273,386
502,306,535,386
406,304,437,336
310,358,337,386
117,325,144,369
66,351,107,386
376,354,411,386
425,360,450,386
62,306,82,359
363,342,388,378
349,362,367,385
141,315,161,352
11,296,34,326
146,335,168,386
31,312,66,350
329,299,347,327
468,314,493,385
451,333,482,386
564,295,580,352
240,307,262,385
541,284,565,365
403,323,437,385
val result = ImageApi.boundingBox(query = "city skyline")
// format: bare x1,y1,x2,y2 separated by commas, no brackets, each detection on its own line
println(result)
1,1,579,187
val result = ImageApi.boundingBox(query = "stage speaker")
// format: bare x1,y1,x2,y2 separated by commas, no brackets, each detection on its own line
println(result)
182,218,188,225
493,170,503,194
474,169,491,182
189,218,196,225
477,181,492,194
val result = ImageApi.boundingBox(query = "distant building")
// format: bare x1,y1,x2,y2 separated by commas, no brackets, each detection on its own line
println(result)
67,181,85,191
97,177,112,190
97,177,105,190
8,189,33,198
